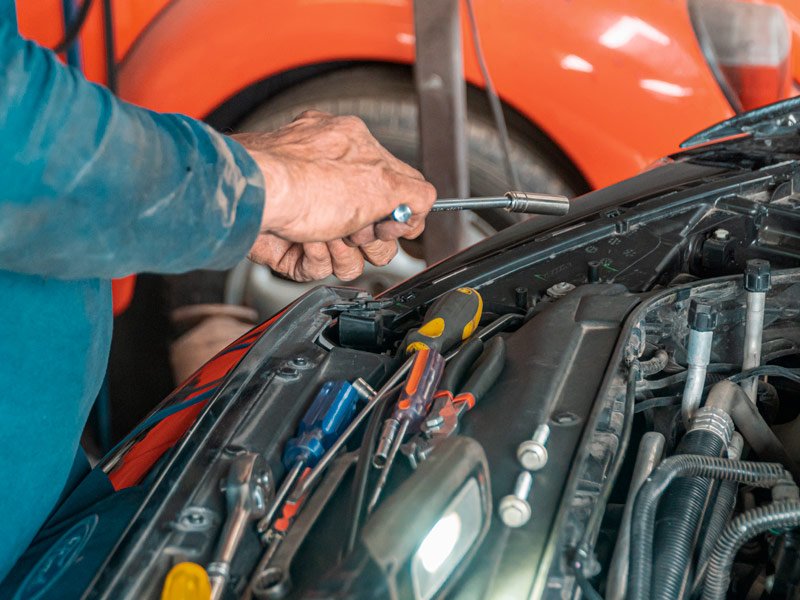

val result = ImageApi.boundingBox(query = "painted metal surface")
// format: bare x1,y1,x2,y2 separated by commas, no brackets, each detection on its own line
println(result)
17,0,749,190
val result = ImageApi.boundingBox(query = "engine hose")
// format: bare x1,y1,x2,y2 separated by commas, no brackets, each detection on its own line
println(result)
652,430,726,600
627,457,791,600
640,350,670,377
702,501,800,600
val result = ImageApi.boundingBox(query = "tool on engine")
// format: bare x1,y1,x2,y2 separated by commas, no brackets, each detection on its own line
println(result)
162,562,212,600
402,287,483,355
248,452,359,600
207,452,271,600
403,336,506,467
256,380,361,538
390,191,570,222
368,348,446,513
741,259,771,402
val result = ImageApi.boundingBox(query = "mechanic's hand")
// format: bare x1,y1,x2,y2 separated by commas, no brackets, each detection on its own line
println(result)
233,110,436,246
248,234,398,282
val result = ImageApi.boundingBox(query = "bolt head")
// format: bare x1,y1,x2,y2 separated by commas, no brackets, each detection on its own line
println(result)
517,440,548,471
688,299,717,332
499,494,532,528
713,228,730,241
744,259,771,292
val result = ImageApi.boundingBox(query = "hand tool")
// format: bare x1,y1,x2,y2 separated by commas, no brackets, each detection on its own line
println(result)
402,287,483,355
292,288,483,503
248,452,359,600
256,380,361,538
367,347,445,513
404,336,506,467
390,191,570,222
207,452,271,600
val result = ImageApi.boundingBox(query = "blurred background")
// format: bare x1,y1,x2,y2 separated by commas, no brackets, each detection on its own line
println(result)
17,0,800,451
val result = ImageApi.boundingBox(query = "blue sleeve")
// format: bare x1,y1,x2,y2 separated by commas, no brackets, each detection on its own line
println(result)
0,21,265,279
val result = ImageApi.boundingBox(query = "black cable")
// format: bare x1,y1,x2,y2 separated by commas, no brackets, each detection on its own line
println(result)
727,365,800,385
101,0,117,93
635,395,682,413
463,0,521,191
342,384,401,557
574,565,604,600
53,0,95,55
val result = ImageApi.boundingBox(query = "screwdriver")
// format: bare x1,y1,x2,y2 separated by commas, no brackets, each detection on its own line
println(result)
402,287,483,355
290,287,483,504
367,347,445,513
410,337,506,465
255,380,361,537
390,191,570,223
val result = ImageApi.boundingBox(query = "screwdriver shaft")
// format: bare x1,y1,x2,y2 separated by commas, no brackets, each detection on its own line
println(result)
367,419,410,514
291,356,415,500
256,461,303,537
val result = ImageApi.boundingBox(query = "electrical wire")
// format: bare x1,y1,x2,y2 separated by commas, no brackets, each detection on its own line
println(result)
727,365,800,385
463,0,521,191
54,0,95,54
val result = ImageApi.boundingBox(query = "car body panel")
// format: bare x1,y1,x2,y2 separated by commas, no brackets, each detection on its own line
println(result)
18,0,738,189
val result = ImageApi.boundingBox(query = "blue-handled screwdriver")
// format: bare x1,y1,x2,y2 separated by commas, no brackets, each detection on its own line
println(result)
256,380,363,538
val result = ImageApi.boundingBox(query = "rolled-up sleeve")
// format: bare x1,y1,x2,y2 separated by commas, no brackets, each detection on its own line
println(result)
0,20,265,279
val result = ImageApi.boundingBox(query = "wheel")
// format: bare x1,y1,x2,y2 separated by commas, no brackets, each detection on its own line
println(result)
229,64,587,316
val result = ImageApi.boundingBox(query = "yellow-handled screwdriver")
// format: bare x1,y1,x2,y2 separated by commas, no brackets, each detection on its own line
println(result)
402,287,483,355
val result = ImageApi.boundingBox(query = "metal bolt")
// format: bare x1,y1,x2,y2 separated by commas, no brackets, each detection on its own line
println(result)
352,378,375,401
499,471,533,528
290,356,311,369
276,366,299,379
546,282,576,299
552,411,579,425
425,415,444,429
713,228,730,241
517,424,550,471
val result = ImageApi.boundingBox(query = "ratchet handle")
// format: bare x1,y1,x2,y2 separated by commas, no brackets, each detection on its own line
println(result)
403,287,483,355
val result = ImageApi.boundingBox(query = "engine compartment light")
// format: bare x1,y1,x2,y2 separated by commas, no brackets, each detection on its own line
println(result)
411,477,483,599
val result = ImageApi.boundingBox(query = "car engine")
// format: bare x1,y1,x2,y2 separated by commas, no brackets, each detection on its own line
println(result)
6,109,800,600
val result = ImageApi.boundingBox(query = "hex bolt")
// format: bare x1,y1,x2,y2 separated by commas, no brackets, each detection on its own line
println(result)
499,471,533,528
516,424,550,471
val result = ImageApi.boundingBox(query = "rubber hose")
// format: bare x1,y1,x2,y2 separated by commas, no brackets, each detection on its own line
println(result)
692,480,738,593
627,457,791,600
640,350,670,377
652,431,726,600
702,501,800,600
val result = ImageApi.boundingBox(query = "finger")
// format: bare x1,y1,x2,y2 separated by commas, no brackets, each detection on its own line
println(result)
386,172,437,215
327,239,365,281
360,239,398,267
346,224,379,247
247,234,292,269
296,242,334,281
374,217,424,242
293,109,332,122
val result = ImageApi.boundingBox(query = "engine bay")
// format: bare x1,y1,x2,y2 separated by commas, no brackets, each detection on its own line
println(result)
8,140,800,600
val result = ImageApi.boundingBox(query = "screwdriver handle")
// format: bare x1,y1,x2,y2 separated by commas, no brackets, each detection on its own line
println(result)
392,348,445,425
283,380,360,469
403,288,483,355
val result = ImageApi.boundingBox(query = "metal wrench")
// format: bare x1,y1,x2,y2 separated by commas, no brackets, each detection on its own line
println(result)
390,191,570,222
207,452,271,600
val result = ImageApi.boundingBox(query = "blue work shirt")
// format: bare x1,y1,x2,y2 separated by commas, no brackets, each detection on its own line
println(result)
0,4,265,580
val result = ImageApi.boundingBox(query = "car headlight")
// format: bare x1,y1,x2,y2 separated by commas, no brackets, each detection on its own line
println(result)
689,0,793,112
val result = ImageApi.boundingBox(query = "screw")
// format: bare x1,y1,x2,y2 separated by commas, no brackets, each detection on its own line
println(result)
713,228,730,241
517,424,550,471
290,357,310,369
546,282,576,299
499,471,533,528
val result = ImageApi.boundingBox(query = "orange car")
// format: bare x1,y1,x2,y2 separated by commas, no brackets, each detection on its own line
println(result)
15,0,799,312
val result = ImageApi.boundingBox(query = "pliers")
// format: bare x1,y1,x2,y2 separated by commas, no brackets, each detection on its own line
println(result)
402,336,506,468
